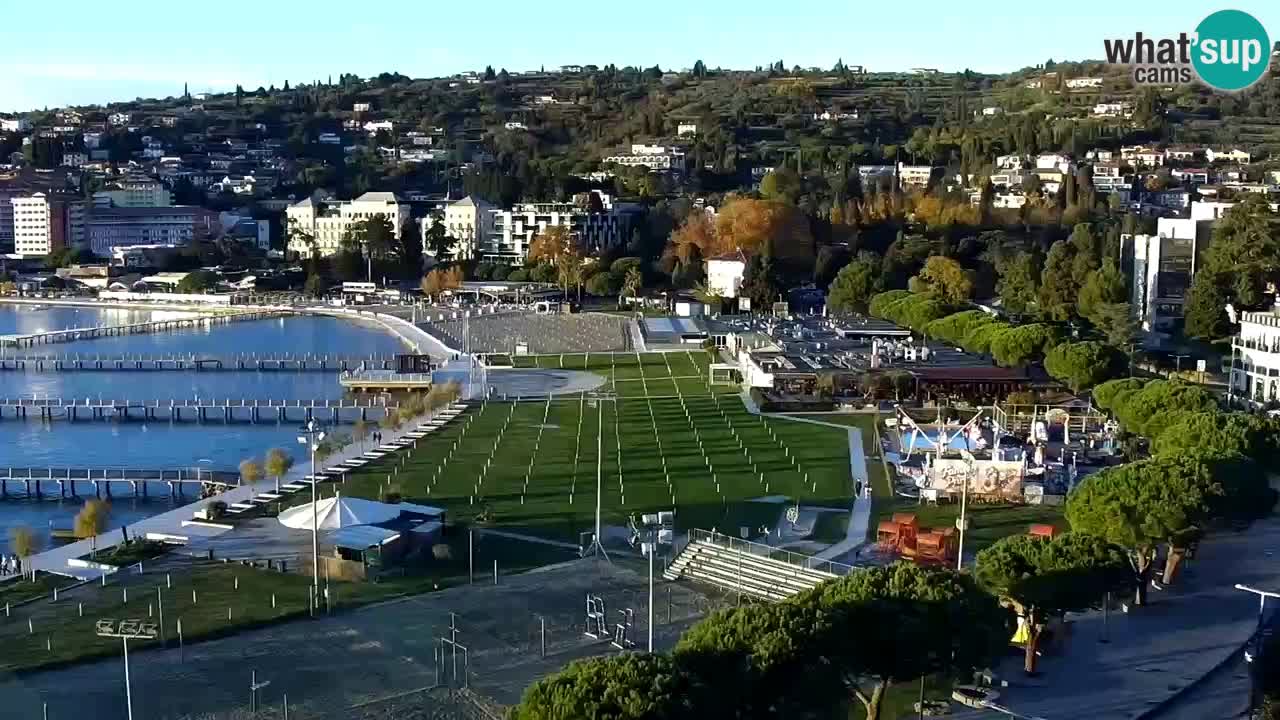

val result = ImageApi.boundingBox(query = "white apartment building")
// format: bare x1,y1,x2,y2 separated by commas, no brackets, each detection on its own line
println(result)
705,252,746,299
286,192,409,257
603,144,687,172
424,195,496,261
352,103,371,113
1,118,31,132
896,163,936,188
11,192,86,257
677,123,698,136
86,206,220,256
1091,162,1129,192
1122,217,1212,344
1065,77,1103,89
108,112,132,126
1231,309,1280,407
92,177,172,209
1206,148,1251,164
363,120,394,135
1092,102,1133,118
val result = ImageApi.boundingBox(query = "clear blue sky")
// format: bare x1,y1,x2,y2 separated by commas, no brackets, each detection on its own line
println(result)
1,0,1274,112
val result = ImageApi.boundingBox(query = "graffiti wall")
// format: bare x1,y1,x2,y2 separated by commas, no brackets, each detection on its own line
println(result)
922,458,1024,498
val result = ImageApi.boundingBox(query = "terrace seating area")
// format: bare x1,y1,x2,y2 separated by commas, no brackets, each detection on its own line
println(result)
663,534,839,602
219,404,467,518
422,312,634,354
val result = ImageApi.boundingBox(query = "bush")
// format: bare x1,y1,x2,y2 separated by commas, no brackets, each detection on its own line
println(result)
74,500,111,539
924,310,996,346
1113,379,1219,438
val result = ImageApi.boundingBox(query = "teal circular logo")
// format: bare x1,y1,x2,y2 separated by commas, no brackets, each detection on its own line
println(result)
1192,10,1271,91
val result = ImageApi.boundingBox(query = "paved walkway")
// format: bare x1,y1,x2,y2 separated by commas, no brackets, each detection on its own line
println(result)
736,392,872,561
477,528,581,550
23,406,460,579
947,517,1280,719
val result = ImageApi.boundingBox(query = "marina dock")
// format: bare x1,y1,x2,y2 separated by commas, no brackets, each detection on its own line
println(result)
0,310,288,347
0,352,398,372
0,396,399,423
0,466,238,499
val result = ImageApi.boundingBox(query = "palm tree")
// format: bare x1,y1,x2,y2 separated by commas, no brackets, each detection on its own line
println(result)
620,266,642,308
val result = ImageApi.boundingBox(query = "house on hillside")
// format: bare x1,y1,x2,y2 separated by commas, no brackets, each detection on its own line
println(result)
706,251,747,300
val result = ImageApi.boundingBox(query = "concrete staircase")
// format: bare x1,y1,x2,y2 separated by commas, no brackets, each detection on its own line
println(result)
663,534,839,602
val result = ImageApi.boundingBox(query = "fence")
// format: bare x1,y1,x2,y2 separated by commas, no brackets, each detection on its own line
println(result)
687,527,856,576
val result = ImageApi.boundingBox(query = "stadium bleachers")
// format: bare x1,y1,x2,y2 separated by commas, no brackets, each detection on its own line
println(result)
421,312,634,354
663,533,839,602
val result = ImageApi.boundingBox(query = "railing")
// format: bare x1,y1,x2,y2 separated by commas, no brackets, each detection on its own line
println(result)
687,528,856,576
0,397,396,408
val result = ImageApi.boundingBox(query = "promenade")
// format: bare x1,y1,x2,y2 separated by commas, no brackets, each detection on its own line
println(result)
949,518,1280,720
22,403,463,579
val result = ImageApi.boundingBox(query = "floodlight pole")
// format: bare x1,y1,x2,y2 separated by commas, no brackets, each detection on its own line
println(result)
122,636,133,720
299,421,324,595
648,543,655,653
583,393,615,561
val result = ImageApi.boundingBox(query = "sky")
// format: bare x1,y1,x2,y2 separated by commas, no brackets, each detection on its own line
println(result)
1,0,1276,113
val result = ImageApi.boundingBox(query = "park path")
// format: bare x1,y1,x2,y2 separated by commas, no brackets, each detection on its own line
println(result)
22,406,460,580
946,517,1280,720
476,528,580,550
737,392,872,559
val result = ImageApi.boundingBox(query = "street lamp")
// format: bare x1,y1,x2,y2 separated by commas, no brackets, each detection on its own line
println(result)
96,617,159,720
956,450,976,571
1235,584,1280,713
298,421,326,597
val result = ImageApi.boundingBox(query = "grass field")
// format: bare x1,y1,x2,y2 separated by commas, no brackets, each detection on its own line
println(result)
340,351,854,543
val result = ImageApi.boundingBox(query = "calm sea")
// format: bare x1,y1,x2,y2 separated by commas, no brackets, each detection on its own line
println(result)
0,305,409,553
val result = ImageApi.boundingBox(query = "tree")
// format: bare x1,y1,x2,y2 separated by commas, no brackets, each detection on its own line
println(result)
668,210,718,264
1066,450,1274,600
380,408,403,431
1077,259,1127,326
527,225,576,266
1038,241,1079,321
1044,341,1125,392
177,270,218,294
1092,302,1141,349
1153,412,1280,466
74,499,111,539
995,251,1040,316
792,563,1010,720
584,271,617,297
513,653,691,720
826,255,878,314
265,448,294,492
8,525,40,561
421,267,462,300
352,419,369,450
989,324,1062,367
715,197,812,262
238,458,264,487
975,533,1132,674
759,168,801,204
912,255,973,304
398,218,423,276
303,273,325,298
1184,196,1280,339
741,252,781,311
361,215,396,262
620,265,642,307
423,213,454,262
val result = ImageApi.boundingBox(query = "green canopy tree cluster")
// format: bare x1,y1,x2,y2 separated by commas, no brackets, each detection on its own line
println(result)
869,292,1124,389
1184,195,1280,340
513,563,1011,720
1044,341,1126,392
1066,450,1274,600
1090,378,1218,439
975,533,1132,673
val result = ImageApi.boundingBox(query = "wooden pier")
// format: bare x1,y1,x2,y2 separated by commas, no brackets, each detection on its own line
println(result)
0,397,399,424
0,466,239,500
0,353,398,372
339,370,434,391
0,310,288,348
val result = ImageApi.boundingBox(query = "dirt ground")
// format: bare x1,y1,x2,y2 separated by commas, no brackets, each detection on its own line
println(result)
1,557,723,720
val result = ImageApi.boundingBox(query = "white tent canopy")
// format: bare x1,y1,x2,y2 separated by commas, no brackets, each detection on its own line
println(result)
277,495,401,531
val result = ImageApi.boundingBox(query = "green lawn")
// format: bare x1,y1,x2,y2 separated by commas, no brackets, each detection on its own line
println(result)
0,530,580,672
340,351,853,544
0,572,77,608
